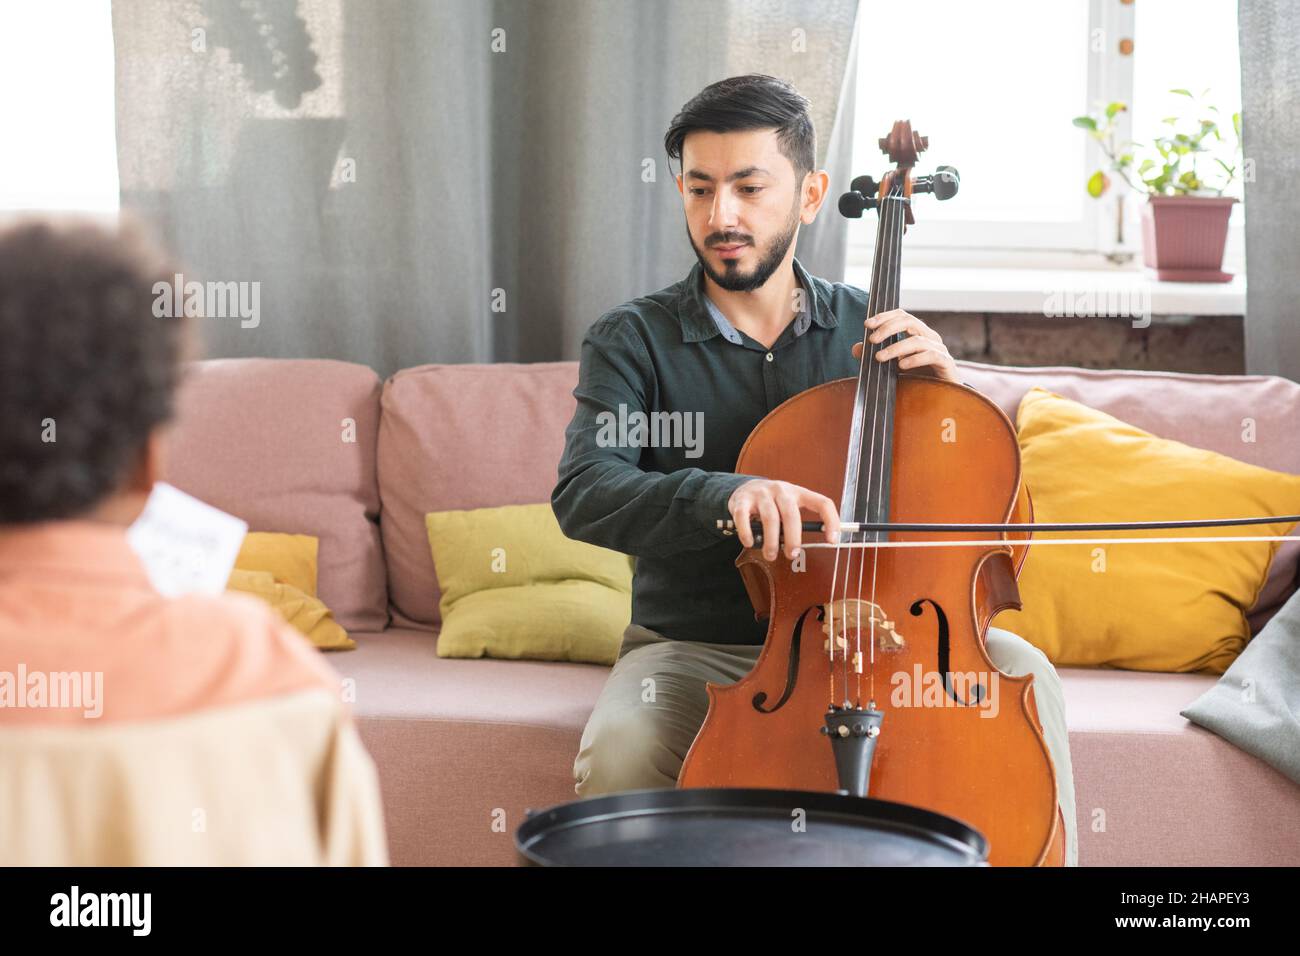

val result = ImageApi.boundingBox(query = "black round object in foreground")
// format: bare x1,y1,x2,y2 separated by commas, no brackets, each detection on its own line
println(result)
516,787,989,867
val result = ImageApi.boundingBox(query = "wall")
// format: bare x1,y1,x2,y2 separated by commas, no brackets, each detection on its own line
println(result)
923,312,1243,374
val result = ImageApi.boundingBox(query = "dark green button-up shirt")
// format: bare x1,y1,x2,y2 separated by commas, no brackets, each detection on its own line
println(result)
552,256,872,646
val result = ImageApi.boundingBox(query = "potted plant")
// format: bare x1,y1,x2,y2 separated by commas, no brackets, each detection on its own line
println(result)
1074,91,1242,282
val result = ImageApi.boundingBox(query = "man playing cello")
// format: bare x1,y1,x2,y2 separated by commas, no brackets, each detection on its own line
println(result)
552,74,1077,865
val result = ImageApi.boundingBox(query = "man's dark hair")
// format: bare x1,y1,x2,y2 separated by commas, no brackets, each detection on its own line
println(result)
0,217,189,523
664,74,816,180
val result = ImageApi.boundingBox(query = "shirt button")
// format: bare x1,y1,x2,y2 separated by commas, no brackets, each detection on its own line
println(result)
765,352,774,362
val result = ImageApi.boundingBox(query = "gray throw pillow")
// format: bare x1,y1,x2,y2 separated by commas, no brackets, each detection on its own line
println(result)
1182,584,1300,785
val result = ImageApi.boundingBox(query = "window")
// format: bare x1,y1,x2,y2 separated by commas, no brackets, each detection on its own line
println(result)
0,1,119,213
848,0,1243,271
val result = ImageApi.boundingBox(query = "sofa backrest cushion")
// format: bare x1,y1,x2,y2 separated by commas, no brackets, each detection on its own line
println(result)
377,362,578,627
375,358,1300,631
166,359,388,632
956,361,1300,621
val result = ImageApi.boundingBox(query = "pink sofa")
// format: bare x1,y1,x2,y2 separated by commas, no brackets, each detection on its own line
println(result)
164,357,1300,866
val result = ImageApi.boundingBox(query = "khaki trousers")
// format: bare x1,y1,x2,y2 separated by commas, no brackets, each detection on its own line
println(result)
574,623,1078,867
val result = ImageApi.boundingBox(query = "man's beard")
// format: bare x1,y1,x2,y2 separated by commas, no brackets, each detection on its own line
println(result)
690,201,801,293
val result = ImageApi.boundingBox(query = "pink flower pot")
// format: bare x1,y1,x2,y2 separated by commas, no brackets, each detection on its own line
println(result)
1141,195,1237,283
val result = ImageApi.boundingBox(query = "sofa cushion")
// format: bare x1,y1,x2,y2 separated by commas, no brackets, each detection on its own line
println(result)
325,627,609,866
1061,667,1300,865
957,360,1300,626
377,362,579,627
226,569,356,651
993,387,1300,672
234,531,319,597
166,359,388,632
426,502,633,664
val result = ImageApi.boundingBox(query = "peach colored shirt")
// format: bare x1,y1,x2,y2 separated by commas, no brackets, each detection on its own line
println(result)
0,520,339,726
0,520,387,865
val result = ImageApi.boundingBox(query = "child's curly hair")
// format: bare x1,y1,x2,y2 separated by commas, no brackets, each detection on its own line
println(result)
0,216,192,523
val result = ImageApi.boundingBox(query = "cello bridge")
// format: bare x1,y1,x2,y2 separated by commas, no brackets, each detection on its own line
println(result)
821,598,905,655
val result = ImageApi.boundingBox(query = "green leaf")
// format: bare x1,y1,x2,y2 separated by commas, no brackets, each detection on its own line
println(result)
1105,101,1127,119
1232,112,1242,138
1170,88,1193,97
1087,170,1108,198
1138,159,1155,173
1162,116,1179,125
1072,116,1098,131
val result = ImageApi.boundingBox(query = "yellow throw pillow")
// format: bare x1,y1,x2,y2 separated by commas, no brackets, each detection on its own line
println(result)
233,532,318,597
992,387,1300,673
426,503,634,665
227,568,356,651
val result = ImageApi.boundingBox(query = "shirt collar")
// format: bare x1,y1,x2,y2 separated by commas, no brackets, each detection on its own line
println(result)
678,256,838,344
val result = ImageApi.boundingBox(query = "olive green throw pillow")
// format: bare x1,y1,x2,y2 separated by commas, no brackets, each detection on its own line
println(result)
425,503,634,665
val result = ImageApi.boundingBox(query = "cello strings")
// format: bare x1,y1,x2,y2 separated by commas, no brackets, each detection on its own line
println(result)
865,182,905,708
829,177,890,706
827,207,871,703
849,180,895,707
855,184,890,706
839,194,878,705
853,180,884,704
829,177,905,711
843,178,899,709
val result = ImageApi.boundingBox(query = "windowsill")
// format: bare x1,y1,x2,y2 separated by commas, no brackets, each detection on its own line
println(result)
844,265,1247,317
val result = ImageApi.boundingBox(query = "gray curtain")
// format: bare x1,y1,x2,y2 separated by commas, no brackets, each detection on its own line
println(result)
1239,0,1300,381
112,0,861,378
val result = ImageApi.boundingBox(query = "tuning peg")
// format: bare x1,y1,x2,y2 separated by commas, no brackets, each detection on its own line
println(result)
837,190,879,219
913,165,960,201
850,174,878,196
931,165,959,200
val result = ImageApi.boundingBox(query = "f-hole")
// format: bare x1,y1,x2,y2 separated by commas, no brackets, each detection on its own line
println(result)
752,605,823,714
910,598,986,707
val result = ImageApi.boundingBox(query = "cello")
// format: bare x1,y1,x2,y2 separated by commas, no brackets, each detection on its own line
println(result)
677,121,1066,867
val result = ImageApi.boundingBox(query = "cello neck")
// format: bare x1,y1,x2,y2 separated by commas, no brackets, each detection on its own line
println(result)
838,182,908,529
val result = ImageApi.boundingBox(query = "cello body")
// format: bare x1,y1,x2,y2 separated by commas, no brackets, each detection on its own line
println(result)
677,373,1065,867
